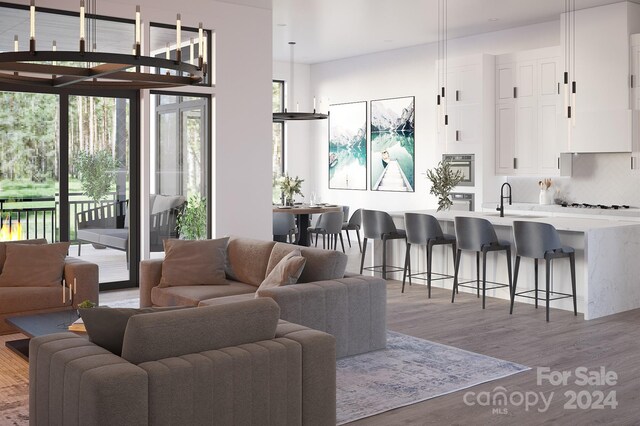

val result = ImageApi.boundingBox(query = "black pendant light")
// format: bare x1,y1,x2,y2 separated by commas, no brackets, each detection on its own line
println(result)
273,41,328,122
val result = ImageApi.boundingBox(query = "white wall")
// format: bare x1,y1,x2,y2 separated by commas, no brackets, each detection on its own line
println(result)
303,20,559,212
42,0,273,243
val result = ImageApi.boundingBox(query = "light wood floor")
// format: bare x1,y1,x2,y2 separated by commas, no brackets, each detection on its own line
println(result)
101,239,640,425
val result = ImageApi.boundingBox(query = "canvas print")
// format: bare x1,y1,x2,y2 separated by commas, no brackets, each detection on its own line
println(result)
370,96,415,192
329,101,367,190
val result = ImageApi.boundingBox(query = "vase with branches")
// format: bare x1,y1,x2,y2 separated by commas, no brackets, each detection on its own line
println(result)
278,174,304,206
425,161,463,211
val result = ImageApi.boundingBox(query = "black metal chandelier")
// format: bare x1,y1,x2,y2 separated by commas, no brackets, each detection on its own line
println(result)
0,1,207,90
273,42,328,122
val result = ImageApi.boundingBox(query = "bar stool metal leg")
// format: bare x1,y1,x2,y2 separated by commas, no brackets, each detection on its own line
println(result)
476,252,480,298
382,237,387,279
570,252,577,315
510,255,521,314
402,242,411,293
427,241,434,298
534,260,539,308
546,257,551,322
359,238,368,274
451,248,462,303
482,249,488,309
506,247,513,297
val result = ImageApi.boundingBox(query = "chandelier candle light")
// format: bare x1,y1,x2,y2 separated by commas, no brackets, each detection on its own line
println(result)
0,1,208,89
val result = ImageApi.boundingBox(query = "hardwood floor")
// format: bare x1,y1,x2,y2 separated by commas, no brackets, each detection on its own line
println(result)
102,240,640,424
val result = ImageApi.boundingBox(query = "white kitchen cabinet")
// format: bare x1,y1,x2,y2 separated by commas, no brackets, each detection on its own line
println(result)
559,2,640,153
495,47,561,176
630,35,640,169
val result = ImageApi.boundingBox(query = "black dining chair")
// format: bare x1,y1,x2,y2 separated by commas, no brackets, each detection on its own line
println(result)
342,208,363,253
307,211,345,251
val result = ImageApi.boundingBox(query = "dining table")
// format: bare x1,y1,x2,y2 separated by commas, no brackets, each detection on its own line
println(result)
272,204,342,246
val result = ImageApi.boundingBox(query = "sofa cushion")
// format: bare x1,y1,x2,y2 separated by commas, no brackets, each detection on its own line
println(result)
80,306,184,356
159,238,229,287
0,238,47,273
121,298,280,364
266,243,348,283
197,293,255,307
151,281,257,307
255,249,306,295
225,237,276,287
0,286,70,313
0,242,70,287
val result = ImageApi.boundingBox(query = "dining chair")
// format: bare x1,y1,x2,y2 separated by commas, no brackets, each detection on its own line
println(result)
307,211,345,251
359,209,406,279
342,208,363,253
272,212,298,243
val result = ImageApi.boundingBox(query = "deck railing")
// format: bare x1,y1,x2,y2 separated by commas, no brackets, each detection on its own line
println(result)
0,193,122,242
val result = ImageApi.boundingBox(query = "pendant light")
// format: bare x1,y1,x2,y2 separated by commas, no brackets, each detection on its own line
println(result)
436,0,448,139
0,1,207,90
564,0,577,125
273,41,328,122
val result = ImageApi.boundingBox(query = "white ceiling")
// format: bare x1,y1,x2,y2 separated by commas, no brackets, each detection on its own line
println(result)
273,0,640,64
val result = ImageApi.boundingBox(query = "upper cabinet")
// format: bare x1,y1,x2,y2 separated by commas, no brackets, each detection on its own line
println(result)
495,47,561,176
559,2,640,153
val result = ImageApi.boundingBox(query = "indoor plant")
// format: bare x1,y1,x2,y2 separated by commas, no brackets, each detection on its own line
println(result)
176,195,207,240
279,174,304,206
425,161,463,211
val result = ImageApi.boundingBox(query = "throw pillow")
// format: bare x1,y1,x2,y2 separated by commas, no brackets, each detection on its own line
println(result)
159,237,229,287
0,242,70,287
0,238,47,274
255,249,306,295
80,306,184,356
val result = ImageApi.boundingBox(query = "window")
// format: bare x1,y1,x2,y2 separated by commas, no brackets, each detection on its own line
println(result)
272,80,285,203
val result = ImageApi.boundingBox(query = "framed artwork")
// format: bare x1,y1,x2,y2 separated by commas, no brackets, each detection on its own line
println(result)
329,101,368,190
370,96,415,192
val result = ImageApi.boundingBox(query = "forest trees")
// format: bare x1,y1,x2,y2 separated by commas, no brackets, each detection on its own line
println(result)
0,91,125,194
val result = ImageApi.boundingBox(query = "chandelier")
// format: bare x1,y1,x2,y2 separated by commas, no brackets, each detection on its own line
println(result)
273,42,328,122
0,1,207,90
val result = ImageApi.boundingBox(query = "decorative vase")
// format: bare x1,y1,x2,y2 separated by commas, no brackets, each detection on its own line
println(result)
285,197,294,207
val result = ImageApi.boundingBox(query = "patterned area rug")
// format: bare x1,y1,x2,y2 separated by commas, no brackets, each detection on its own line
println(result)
0,334,29,426
336,331,529,425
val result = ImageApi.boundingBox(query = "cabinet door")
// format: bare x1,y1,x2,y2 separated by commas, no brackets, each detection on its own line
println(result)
496,63,516,103
496,103,515,174
514,97,538,174
538,98,561,175
515,60,536,101
632,44,640,110
456,65,481,104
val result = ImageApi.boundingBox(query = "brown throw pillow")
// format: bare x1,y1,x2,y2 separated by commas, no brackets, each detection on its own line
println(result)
159,238,229,287
80,307,185,356
0,242,70,287
255,249,306,295
0,238,47,273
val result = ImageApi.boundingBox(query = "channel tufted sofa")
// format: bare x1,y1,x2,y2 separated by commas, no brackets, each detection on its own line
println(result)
29,299,336,426
140,237,387,358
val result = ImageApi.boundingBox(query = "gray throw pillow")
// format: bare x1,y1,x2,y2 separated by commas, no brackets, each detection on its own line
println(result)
159,237,230,287
80,306,184,356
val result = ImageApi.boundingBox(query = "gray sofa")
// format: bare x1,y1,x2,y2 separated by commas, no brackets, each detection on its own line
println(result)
140,237,387,358
29,299,336,426
0,240,99,335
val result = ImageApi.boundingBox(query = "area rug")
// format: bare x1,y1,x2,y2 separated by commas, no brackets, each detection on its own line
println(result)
336,331,529,425
0,334,29,426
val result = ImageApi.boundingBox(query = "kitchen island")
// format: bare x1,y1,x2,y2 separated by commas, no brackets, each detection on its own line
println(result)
367,210,640,320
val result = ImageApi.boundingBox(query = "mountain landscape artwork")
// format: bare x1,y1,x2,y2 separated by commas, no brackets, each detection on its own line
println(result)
370,96,415,192
329,102,368,190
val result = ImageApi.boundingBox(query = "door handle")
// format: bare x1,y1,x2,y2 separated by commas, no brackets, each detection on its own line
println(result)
456,130,460,141
455,90,460,101
513,87,517,98
558,157,560,169
513,158,517,169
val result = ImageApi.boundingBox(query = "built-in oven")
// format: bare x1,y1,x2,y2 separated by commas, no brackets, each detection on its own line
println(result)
443,154,474,187
450,193,474,211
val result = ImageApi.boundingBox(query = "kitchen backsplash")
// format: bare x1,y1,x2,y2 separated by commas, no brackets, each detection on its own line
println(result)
507,153,640,207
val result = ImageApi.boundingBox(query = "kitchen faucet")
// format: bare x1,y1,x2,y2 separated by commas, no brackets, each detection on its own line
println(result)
496,182,512,217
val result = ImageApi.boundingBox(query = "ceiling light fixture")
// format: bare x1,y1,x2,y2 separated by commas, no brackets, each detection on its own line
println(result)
436,0,448,138
273,41,328,122
0,1,207,90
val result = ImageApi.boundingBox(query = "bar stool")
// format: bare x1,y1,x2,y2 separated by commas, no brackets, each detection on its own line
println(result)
359,209,406,279
451,216,512,309
511,221,577,322
402,213,456,297
307,211,345,251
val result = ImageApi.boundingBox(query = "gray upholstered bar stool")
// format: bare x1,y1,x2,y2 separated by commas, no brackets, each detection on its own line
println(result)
511,221,577,322
307,211,345,251
360,209,406,279
402,213,456,297
451,216,513,309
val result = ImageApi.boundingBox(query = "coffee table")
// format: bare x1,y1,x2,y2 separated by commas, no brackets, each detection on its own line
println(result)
5,310,83,360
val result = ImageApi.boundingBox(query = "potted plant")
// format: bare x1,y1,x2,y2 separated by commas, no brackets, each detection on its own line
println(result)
177,195,207,240
425,161,463,211
279,174,304,206
74,150,120,204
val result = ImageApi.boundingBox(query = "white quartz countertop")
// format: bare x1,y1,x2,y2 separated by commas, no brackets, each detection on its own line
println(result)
389,209,640,233
480,202,640,218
